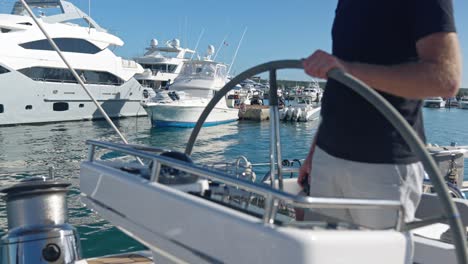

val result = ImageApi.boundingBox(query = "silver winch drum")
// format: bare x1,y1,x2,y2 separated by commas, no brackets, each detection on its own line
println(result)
0,178,81,264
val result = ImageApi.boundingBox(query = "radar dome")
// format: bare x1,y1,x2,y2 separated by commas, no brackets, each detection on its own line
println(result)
206,45,215,56
150,39,158,47
168,38,180,48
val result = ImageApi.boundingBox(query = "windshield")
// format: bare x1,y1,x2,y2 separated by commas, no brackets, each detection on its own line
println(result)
180,62,227,80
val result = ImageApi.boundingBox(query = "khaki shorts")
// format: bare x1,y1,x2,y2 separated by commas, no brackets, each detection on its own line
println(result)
305,146,424,229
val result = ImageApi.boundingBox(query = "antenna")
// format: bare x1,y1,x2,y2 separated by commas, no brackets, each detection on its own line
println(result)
184,16,188,49
228,27,247,75
213,33,230,61
191,28,204,60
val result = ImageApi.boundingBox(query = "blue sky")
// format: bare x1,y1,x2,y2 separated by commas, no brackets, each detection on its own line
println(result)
12,0,468,86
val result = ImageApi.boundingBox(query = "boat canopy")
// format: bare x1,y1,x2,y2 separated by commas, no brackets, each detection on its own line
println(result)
179,61,227,81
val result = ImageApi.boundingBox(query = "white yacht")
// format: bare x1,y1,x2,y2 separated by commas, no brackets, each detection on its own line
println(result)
140,46,238,127
458,96,468,109
423,97,446,108
0,0,146,126
134,38,195,91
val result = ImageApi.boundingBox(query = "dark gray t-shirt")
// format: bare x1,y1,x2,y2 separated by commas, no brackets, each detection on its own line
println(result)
317,0,456,164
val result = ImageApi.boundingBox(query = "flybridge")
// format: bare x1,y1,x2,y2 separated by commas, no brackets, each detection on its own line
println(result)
10,0,105,32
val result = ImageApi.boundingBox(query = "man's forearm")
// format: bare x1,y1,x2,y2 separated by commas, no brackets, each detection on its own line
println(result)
345,59,460,99
343,32,462,100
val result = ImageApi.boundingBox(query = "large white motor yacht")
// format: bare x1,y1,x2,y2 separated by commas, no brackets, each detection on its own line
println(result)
0,0,145,126
134,38,195,91
141,46,238,127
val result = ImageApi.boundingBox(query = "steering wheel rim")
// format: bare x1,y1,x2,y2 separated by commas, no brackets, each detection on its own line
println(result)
185,60,467,264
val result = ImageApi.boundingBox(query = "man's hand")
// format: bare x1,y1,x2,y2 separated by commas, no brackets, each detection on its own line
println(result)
303,50,348,79
297,156,311,188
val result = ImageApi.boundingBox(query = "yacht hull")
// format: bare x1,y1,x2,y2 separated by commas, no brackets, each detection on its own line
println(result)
0,72,147,126
143,103,238,127
423,101,446,108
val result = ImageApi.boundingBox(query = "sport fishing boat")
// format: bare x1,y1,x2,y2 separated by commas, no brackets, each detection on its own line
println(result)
134,38,195,91
140,46,238,127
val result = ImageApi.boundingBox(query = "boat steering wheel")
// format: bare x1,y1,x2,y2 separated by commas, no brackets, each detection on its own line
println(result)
184,60,468,264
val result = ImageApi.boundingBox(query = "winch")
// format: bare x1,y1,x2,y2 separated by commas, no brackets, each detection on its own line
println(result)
0,177,81,264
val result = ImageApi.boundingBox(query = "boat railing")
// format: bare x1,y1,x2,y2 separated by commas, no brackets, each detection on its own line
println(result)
85,140,405,229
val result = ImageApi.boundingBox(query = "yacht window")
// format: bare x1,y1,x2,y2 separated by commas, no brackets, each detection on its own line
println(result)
0,65,9,74
53,102,69,111
1,28,11,33
25,105,32,110
141,64,178,73
83,71,123,85
20,38,101,54
79,104,84,108
0,104,3,113
167,64,177,73
18,67,123,86
17,22,32,26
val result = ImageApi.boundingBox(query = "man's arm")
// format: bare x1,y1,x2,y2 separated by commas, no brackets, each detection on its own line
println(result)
303,32,462,99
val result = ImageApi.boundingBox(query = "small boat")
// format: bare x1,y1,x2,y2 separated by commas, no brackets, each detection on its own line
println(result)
226,84,252,108
458,96,468,109
423,97,446,108
280,94,321,122
140,46,238,127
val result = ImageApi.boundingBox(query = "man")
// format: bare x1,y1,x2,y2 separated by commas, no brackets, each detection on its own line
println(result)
299,0,461,229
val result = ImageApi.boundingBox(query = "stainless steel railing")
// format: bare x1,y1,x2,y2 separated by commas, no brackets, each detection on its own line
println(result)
85,139,404,228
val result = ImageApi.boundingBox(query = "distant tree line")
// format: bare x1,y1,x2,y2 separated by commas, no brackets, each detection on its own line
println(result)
257,78,326,91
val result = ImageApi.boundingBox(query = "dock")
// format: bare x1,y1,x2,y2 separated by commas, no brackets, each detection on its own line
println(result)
238,105,270,121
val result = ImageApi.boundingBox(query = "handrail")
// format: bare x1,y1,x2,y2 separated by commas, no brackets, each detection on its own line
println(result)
86,139,403,225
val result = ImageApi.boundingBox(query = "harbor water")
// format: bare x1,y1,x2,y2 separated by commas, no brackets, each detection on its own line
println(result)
0,107,466,258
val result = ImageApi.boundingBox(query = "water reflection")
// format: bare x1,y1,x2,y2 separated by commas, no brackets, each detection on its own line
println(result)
0,117,318,257
0,109,461,258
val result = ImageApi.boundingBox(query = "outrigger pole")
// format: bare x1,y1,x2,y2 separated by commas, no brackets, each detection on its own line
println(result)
191,28,205,60
228,27,247,75
213,33,230,61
